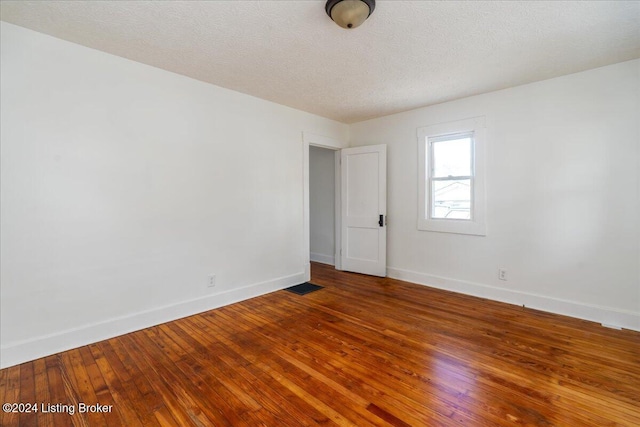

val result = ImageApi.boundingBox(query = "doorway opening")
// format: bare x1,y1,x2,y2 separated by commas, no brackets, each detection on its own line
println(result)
309,146,337,267
303,133,387,281
302,132,343,282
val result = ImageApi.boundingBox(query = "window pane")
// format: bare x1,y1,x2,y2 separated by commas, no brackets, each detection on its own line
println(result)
432,136,471,178
432,179,471,220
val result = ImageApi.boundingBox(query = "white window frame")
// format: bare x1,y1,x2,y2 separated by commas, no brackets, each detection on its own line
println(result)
417,116,486,236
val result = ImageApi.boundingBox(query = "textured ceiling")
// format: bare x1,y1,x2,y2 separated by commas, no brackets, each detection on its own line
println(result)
1,1,639,123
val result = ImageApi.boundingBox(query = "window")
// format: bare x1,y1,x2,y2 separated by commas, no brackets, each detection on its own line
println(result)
418,117,486,235
430,133,473,220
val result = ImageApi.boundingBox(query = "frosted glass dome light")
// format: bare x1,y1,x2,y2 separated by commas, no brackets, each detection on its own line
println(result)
325,0,375,29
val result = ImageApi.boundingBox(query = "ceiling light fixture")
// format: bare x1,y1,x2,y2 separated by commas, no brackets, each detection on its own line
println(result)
325,0,375,29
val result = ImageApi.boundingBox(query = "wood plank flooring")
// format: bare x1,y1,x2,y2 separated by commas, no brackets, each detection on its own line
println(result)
1,262,639,426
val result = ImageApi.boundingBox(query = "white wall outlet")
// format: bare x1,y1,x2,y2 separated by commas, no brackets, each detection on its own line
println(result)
498,269,507,281
208,274,216,288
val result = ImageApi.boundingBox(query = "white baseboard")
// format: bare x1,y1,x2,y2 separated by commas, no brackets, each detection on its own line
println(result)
0,272,305,369
304,262,311,282
310,252,335,266
387,266,640,332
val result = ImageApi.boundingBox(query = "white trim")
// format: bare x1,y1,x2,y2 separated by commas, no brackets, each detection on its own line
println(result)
310,252,335,266
417,116,486,140
303,132,345,149
0,271,305,369
334,151,343,270
417,117,487,236
387,266,640,332
601,324,622,330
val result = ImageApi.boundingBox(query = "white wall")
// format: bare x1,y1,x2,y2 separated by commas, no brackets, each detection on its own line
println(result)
350,59,640,330
309,146,335,265
0,22,348,368
2,22,638,370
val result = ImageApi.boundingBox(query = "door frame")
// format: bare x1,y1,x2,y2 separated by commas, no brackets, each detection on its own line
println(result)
303,132,346,281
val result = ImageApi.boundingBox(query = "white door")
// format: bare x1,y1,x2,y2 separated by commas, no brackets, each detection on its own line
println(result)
341,144,387,277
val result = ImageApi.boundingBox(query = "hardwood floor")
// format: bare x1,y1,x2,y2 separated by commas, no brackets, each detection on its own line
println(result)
2,262,639,426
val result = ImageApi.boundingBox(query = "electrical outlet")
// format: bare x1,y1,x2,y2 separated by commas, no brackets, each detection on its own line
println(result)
208,274,216,288
498,269,507,281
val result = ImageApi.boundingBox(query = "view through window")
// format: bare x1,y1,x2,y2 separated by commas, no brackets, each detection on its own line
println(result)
428,132,474,220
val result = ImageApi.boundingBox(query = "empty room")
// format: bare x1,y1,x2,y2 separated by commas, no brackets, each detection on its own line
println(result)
1,1,639,426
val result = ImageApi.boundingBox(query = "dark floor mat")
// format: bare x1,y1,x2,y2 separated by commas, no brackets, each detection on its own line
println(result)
285,282,324,295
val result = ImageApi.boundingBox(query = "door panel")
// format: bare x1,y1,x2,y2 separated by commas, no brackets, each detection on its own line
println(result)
346,152,379,217
341,145,387,277
346,228,379,261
